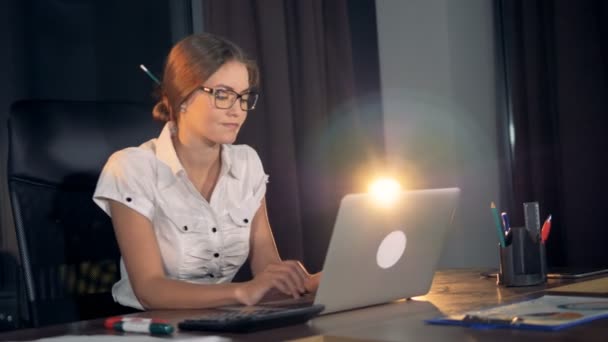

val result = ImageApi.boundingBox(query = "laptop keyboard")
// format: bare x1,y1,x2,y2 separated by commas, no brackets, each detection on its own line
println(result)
178,304,325,333
257,292,315,307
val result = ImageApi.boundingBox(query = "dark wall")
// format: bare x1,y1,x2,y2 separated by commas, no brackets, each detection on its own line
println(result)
0,0,173,252
498,0,608,268
7,0,172,102
553,1,608,267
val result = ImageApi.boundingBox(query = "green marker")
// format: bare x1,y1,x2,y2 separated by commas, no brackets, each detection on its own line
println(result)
491,202,506,247
113,320,174,335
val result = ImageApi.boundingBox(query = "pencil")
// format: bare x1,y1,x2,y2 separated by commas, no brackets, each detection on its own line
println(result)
139,64,161,85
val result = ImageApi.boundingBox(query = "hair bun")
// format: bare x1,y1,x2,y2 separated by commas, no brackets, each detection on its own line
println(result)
152,101,171,122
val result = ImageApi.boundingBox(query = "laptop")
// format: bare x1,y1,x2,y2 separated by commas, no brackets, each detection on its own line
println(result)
265,187,460,313
178,187,460,332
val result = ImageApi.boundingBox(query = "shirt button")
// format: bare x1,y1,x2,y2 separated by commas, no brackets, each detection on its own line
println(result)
214,253,220,258
209,274,215,278
212,227,217,233
183,226,188,231
243,218,249,223
126,197,132,202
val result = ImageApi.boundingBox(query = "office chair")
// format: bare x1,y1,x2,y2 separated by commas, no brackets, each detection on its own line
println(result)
7,99,161,327
0,251,20,331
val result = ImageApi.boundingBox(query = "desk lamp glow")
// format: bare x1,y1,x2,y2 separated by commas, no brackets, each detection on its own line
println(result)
368,177,407,269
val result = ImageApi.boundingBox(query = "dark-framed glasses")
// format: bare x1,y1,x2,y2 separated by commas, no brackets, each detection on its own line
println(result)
200,86,259,111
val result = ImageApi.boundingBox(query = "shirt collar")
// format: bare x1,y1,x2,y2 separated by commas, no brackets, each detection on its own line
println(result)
155,121,241,180
155,122,184,175
220,144,242,180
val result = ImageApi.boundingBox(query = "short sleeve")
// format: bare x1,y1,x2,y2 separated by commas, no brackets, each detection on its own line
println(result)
93,148,156,221
244,145,269,204
245,145,267,185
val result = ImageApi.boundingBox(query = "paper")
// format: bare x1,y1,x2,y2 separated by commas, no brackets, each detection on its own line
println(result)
547,277,608,295
26,334,230,342
290,336,377,342
427,295,608,331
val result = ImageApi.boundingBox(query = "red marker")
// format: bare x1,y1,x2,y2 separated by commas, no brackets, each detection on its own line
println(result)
104,316,124,329
540,215,552,244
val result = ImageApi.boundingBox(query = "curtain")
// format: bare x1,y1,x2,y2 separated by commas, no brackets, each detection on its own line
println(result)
497,0,608,267
201,0,385,272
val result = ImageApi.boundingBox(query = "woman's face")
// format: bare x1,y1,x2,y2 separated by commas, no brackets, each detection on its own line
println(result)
178,61,250,145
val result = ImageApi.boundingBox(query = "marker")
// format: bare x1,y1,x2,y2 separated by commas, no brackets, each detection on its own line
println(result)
491,202,506,248
104,316,124,329
540,215,552,244
104,316,164,329
105,316,174,335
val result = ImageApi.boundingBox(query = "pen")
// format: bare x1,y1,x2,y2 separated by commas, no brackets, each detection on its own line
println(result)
500,211,511,234
462,314,524,325
105,316,174,335
491,202,507,248
504,228,513,246
540,214,552,244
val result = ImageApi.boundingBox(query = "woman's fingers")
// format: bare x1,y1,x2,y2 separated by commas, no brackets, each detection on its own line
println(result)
270,277,293,296
268,261,308,294
287,260,310,288
273,274,299,297
284,262,307,293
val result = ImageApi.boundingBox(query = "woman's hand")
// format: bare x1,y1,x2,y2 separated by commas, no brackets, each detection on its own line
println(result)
304,272,322,293
235,260,310,306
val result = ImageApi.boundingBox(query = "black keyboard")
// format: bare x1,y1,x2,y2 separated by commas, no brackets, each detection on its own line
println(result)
178,304,324,333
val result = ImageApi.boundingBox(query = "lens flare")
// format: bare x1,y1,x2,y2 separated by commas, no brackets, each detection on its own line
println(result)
368,178,402,206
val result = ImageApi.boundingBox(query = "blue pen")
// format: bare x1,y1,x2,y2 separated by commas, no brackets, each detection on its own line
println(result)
500,212,511,234
501,212,512,246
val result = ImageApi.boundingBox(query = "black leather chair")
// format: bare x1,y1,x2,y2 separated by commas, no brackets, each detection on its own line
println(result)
0,251,20,331
7,100,161,327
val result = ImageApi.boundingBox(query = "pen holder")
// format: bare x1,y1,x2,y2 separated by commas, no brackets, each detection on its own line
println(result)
498,226,547,287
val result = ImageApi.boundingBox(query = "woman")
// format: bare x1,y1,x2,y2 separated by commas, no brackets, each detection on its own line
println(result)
94,33,320,310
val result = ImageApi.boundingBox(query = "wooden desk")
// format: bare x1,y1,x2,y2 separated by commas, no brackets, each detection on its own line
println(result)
1,269,606,341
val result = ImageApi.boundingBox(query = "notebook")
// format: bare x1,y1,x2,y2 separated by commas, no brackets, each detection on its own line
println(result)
261,187,460,314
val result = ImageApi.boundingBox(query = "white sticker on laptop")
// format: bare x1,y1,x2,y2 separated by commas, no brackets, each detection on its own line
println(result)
376,230,407,269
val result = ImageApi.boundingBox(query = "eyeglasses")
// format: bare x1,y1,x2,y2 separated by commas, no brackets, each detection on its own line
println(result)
200,86,259,111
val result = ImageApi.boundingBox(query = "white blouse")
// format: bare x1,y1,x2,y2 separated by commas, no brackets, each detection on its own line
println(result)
93,122,268,310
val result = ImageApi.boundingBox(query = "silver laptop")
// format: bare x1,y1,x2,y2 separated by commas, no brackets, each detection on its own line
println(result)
263,187,460,314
